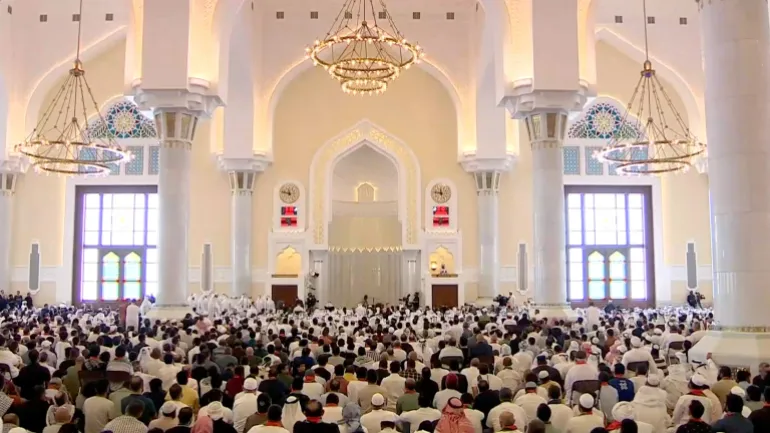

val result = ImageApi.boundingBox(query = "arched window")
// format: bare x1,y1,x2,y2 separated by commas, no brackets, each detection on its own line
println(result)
565,185,654,307
73,186,158,303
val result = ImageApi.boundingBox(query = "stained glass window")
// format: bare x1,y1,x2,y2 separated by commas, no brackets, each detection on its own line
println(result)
75,186,158,303
87,100,157,139
567,101,644,140
565,186,653,306
563,146,581,175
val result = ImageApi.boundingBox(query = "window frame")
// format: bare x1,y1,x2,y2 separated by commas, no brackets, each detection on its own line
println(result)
564,184,656,308
72,185,158,306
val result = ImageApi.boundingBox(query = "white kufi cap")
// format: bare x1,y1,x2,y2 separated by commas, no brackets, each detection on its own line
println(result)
578,393,595,408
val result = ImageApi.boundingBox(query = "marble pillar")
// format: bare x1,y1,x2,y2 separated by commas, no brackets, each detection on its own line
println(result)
524,112,576,319
474,171,501,299
147,110,198,319
689,0,770,370
228,171,256,297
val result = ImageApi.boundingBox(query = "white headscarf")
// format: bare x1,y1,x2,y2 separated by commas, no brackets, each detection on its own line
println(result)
281,396,306,432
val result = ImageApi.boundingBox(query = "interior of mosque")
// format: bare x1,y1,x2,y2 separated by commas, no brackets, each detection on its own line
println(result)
0,0,714,310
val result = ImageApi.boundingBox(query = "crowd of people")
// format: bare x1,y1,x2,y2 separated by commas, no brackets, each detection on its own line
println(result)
0,294,764,433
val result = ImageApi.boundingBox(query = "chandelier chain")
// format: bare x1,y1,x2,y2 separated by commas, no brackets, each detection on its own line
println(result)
75,0,84,62
14,0,130,176
642,0,650,61
593,0,706,176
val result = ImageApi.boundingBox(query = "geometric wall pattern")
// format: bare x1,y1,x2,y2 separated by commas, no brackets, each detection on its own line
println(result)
87,100,157,139
563,146,581,175
567,101,644,140
585,146,605,175
563,145,650,176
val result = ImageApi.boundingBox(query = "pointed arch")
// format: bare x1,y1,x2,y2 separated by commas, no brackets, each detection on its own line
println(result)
309,120,421,249
23,27,127,139
265,58,464,156
595,27,705,139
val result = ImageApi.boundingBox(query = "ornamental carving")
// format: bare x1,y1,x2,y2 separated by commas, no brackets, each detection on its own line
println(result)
311,124,419,246
568,101,644,140
87,100,157,139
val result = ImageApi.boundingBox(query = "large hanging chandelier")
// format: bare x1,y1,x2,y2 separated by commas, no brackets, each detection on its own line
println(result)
305,0,424,95
15,0,130,176
594,0,705,175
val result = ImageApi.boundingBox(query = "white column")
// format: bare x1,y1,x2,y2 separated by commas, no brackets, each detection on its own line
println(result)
474,171,501,299
0,173,17,291
524,112,576,319
228,171,256,297
148,110,198,318
690,0,770,369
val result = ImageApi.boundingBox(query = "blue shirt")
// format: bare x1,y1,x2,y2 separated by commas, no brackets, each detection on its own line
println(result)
608,377,635,402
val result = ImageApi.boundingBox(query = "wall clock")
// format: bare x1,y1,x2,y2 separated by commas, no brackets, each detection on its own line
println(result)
279,183,300,204
431,184,451,203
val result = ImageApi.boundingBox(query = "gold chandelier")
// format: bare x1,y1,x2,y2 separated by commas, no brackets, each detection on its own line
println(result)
594,0,705,175
15,0,130,176
305,0,424,95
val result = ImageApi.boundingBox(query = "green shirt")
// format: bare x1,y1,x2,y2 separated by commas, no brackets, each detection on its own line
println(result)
396,392,420,415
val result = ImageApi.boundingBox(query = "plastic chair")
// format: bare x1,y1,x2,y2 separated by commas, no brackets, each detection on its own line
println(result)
569,379,601,406
439,356,464,370
78,369,106,387
627,361,650,376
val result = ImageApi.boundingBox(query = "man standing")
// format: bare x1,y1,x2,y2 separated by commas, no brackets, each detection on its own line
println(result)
126,300,140,331
233,378,260,433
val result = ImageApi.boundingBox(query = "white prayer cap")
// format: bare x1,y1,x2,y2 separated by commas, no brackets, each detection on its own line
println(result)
371,393,385,406
731,386,747,398
612,402,636,421
646,375,661,387
653,328,663,335
578,394,595,409
630,337,642,348
617,345,628,354
160,401,177,415
691,373,708,387
243,378,259,391
207,402,225,420
591,337,599,345
538,371,550,380
41,341,51,348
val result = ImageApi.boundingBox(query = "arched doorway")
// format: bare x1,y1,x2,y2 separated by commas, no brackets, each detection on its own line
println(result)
326,145,404,306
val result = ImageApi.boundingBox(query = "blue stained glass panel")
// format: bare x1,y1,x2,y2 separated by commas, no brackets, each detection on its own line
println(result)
585,146,604,175
125,146,145,175
567,101,645,140
87,100,157,139
149,146,160,175
563,146,581,175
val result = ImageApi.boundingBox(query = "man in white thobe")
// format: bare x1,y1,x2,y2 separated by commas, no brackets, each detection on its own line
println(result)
126,301,140,330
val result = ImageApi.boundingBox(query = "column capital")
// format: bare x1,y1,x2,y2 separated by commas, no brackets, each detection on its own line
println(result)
219,156,271,195
0,155,29,176
459,155,514,174
501,82,590,120
131,82,222,119
217,155,271,173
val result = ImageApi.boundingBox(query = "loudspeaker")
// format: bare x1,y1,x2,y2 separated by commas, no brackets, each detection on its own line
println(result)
517,243,528,292
201,243,213,293
28,243,40,293
686,242,697,290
